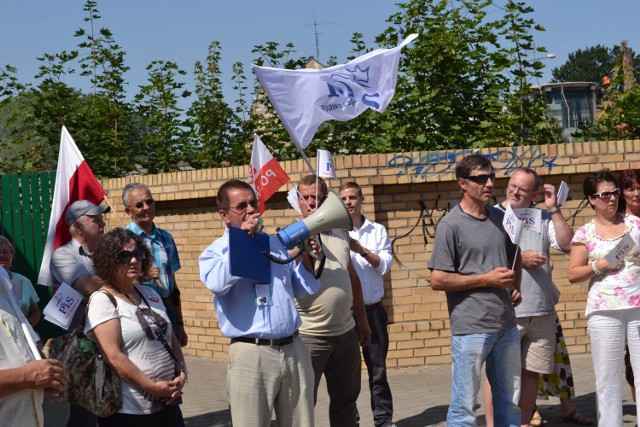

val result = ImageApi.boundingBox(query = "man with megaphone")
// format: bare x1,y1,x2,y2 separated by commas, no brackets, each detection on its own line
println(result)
199,179,321,427
293,175,371,427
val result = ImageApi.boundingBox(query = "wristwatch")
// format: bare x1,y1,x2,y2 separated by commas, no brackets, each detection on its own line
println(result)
548,207,561,216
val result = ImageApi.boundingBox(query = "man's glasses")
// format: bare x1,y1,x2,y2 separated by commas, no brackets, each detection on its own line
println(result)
131,198,154,209
464,173,496,185
508,183,533,194
228,199,259,213
117,248,146,264
592,188,621,200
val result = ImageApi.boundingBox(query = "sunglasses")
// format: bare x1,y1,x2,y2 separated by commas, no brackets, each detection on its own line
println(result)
132,198,154,209
464,173,496,184
117,248,146,264
229,199,259,212
592,188,621,199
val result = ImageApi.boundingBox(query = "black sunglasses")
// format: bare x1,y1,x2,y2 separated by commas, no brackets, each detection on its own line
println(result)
592,188,621,199
229,199,260,212
464,173,496,184
117,248,146,264
132,198,154,209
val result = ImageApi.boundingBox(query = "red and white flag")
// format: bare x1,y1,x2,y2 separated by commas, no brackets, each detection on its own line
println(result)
37,126,105,286
248,135,290,213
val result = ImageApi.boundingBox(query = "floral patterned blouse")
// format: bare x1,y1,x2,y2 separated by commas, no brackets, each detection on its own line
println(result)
572,214,640,316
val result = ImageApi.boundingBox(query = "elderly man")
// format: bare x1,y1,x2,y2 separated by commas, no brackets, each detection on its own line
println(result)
0,275,67,427
429,154,522,426
484,168,573,427
199,179,320,426
295,175,371,427
340,181,395,427
122,183,188,347
50,199,109,427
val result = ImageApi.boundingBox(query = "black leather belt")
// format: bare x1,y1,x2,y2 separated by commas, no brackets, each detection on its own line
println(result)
365,302,383,312
231,331,299,347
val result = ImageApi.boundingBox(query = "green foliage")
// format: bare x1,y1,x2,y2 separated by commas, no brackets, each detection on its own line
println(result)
134,60,191,174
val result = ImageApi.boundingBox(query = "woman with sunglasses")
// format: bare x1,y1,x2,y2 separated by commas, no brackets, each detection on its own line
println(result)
568,170,640,425
85,228,187,427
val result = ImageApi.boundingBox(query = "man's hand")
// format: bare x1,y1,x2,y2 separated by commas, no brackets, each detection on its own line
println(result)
24,359,67,395
510,287,522,307
543,183,558,210
241,213,262,237
521,250,547,269
357,320,371,347
484,267,516,289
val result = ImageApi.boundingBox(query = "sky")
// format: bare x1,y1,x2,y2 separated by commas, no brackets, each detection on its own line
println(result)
1,1,639,109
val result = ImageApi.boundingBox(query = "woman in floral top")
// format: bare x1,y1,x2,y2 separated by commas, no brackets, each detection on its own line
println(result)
568,170,640,426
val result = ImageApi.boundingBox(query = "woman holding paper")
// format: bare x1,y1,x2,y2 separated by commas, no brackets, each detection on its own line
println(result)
0,236,41,326
86,228,187,427
568,170,640,425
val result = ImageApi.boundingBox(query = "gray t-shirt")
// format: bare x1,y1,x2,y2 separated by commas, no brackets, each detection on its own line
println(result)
428,203,517,335
496,205,560,317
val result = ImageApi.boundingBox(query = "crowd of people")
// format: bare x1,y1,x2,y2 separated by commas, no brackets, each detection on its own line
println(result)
1,159,640,427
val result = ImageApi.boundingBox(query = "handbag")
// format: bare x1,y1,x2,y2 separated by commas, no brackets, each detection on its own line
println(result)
42,290,122,417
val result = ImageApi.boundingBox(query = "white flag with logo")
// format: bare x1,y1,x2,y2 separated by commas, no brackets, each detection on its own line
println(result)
253,34,418,150
502,203,524,245
317,149,336,179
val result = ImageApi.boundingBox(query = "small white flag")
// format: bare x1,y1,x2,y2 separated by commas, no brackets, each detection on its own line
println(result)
604,233,636,267
253,34,418,150
556,181,569,206
317,149,336,179
513,207,542,234
503,203,524,245
287,186,302,215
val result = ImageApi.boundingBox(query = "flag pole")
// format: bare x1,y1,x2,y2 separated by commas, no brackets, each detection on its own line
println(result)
102,194,126,228
296,146,316,175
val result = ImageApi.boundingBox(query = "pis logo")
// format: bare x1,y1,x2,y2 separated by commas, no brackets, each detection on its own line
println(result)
320,65,381,112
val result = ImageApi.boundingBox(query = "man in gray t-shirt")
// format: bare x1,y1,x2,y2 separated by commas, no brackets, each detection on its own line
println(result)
429,154,522,427
490,168,572,426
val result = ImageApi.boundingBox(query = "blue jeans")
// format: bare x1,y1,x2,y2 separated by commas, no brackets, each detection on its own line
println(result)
447,326,521,427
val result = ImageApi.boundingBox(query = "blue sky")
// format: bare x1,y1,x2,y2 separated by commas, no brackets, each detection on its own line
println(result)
1,1,638,108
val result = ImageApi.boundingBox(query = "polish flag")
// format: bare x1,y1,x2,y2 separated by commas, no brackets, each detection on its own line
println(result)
37,126,106,286
248,135,290,213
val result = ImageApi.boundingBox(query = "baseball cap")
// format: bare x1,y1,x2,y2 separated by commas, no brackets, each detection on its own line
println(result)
65,200,111,226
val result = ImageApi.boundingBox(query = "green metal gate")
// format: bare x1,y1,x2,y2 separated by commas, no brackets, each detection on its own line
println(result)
1,172,63,339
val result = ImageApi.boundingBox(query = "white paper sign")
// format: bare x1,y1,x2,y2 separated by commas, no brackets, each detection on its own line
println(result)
43,282,83,330
502,203,524,245
604,233,637,267
556,181,569,207
513,207,542,234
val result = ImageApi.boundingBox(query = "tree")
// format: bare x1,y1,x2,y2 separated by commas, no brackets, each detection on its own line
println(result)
184,41,239,168
134,60,190,174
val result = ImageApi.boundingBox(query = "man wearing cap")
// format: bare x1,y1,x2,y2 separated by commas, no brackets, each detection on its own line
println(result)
122,182,188,347
50,199,109,427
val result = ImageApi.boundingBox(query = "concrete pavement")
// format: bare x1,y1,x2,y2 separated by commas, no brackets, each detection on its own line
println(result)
44,353,637,426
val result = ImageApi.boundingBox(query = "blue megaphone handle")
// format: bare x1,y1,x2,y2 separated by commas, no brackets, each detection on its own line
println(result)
277,221,311,250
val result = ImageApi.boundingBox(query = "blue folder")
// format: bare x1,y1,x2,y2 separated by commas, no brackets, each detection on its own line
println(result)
228,227,271,283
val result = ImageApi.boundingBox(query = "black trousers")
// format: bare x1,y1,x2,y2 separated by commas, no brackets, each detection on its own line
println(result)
363,304,394,427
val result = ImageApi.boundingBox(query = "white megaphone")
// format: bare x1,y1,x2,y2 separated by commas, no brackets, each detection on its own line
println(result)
277,190,353,250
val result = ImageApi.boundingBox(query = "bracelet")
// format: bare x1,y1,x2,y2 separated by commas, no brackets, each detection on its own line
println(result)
591,260,602,275
360,249,370,257
548,207,561,216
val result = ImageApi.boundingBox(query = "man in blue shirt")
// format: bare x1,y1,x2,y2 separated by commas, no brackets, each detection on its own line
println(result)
199,179,320,427
123,183,187,346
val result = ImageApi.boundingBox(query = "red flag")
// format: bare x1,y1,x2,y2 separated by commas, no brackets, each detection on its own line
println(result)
38,126,106,286
247,135,290,214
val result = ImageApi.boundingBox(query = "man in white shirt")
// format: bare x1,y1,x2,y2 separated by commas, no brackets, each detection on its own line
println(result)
340,181,396,427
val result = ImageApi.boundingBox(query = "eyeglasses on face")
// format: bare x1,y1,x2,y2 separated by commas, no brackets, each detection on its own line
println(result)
131,198,154,209
592,188,621,199
229,199,259,212
464,173,496,185
508,183,533,194
117,248,146,264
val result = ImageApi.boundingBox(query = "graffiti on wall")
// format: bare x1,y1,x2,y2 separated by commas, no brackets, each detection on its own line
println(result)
387,146,558,180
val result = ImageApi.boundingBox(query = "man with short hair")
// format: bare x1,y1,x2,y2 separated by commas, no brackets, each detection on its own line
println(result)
295,175,371,427
495,168,572,427
199,179,320,426
428,154,522,426
122,183,188,347
51,199,109,427
339,181,396,427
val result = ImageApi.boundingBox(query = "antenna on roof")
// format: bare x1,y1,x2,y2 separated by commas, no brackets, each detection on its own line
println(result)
305,18,332,62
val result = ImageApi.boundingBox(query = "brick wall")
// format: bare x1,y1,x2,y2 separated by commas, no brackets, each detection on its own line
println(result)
100,140,640,367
